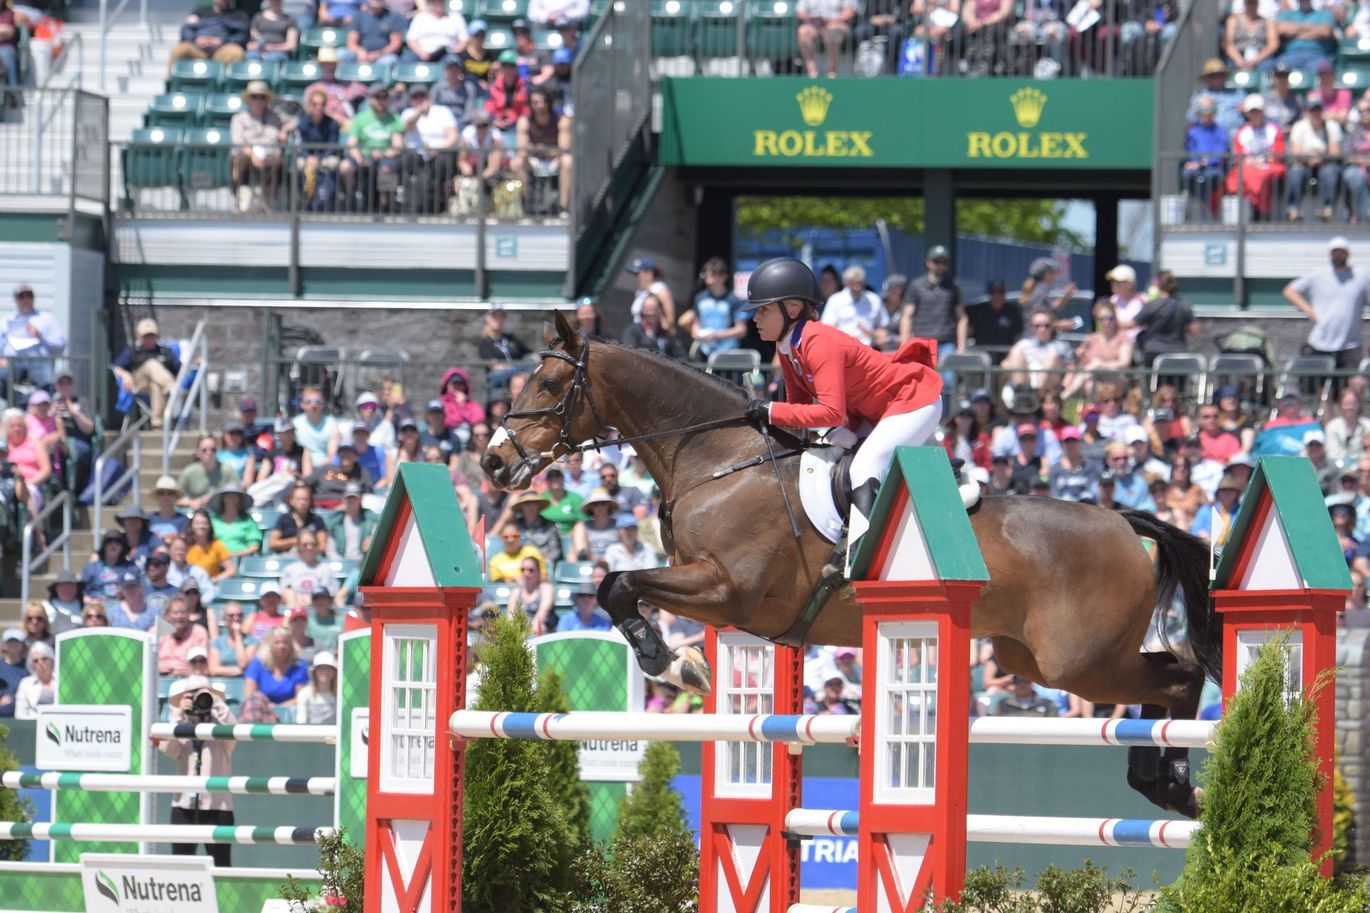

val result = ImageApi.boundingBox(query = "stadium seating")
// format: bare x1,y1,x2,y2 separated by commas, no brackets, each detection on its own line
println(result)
391,60,444,86
480,0,529,25
202,93,246,128
336,60,392,85
225,59,282,94
121,127,184,206
180,128,234,196
146,92,206,128
170,59,224,93
239,555,292,578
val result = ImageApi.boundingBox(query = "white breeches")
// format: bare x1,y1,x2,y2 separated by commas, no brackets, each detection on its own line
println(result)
848,400,945,489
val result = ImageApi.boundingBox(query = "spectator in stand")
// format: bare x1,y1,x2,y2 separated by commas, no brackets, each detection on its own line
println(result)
1285,236,1370,374
158,596,210,676
1192,474,1243,544
571,487,619,561
1101,441,1155,510
543,47,573,112
116,505,158,567
112,318,181,431
560,449,595,500
12,641,55,720
50,371,94,490
967,280,1023,360
1195,402,1243,464
458,109,506,183
1225,0,1279,73
628,256,676,330
353,391,394,451
961,0,1014,78
0,629,24,717
279,529,334,607
559,581,609,632
107,569,159,630
19,603,52,649
295,651,338,724
209,483,260,561
306,47,366,126
1122,270,1196,365
438,367,486,433
900,245,966,361
1285,95,1343,222
678,257,745,360
796,0,857,78
477,305,530,378
307,588,342,653
178,435,240,509
342,0,403,64
1002,308,1067,392
250,420,310,506
43,570,83,629
1313,61,1354,128
350,423,388,485
1228,94,1288,222
500,490,561,564
486,51,530,144
1102,264,1145,339
1304,428,1341,493
317,0,362,27
1343,94,1370,222
2,283,66,391
291,385,340,468
1004,424,1042,495
242,628,309,717
142,549,180,616
821,265,888,347
1276,0,1336,72
1091,381,1142,443
605,513,659,572
621,295,687,359
455,19,493,89
1049,426,1101,502
992,675,1057,718
294,87,343,213
217,422,255,482
186,509,235,583
269,482,329,555
0,1,17,102
82,530,135,602
326,482,376,560
404,0,466,62
512,86,571,214
1183,96,1230,220
24,391,64,486
433,55,479,125
167,0,249,71
511,19,550,82
1263,63,1304,130
308,440,371,508
165,536,216,604
210,600,258,671
285,606,316,665
529,0,586,28
1189,59,1245,135
1165,456,1209,530
1326,387,1370,462
505,555,554,633
246,0,298,61
598,461,644,514
383,418,423,486
244,583,286,640
419,399,461,461
1127,426,1170,479
341,85,405,211
1209,385,1253,452
539,467,583,534
942,400,991,471
872,274,907,351
488,521,545,582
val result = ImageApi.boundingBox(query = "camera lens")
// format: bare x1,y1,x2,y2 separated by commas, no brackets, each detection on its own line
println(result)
192,691,214,712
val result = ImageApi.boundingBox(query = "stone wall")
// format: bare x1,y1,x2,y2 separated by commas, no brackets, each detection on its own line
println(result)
1337,628,1370,868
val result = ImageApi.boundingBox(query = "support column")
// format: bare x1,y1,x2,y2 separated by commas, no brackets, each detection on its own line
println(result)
923,170,956,263
695,187,734,269
1093,193,1120,295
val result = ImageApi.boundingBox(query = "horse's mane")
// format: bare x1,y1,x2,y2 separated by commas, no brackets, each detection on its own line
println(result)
589,336,750,404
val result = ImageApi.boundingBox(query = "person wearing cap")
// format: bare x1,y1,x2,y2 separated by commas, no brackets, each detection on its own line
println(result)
348,422,389,488
1276,0,1336,73
1259,62,1303,131
543,45,574,110
166,0,248,73
485,48,531,142
1192,473,1244,545
459,107,508,182
627,256,677,331
511,84,572,214
1301,427,1339,494
405,0,468,62
1183,95,1230,220
107,568,158,631
1285,235,1370,376
148,475,190,541
343,0,404,64
0,628,27,717
353,390,395,451
160,674,238,865
229,80,288,212
1284,92,1343,223
342,84,405,211
217,421,257,483
307,439,373,509
142,548,180,613
44,568,83,625
991,674,1058,718
900,244,966,364
558,581,609,632
1126,425,1170,480
81,529,135,601
1047,426,1101,502
604,512,658,573
245,0,299,61
13,640,56,720
49,370,94,488
1188,58,1244,134
2,282,65,392
296,650,339,725
254,420,311,504
325,481,378,560
452,17,492,85
433,53,480,126
1100,263,1146,341
510,18,551,82
306,47,368,123
111,318,181,430
414,398,458,462
306,584,343,652
942,399,990,470
23,389,66,480
1226,92,1288,221
240,582,286,642
397,83,458,213
158,595,210,677
285,605,318,665
1224,0,1278,74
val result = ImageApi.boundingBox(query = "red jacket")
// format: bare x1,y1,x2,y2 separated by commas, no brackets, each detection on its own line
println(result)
771,320,943,430
485,76,530,127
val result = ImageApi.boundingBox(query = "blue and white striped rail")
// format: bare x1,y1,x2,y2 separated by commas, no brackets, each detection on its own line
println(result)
1,772,335,796
149,722,336,744
967,717,1216,749
449,710,859,745
0,822,333,845
784,809,1197,849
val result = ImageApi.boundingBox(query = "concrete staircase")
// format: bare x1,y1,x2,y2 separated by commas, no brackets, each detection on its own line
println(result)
62,20,175,140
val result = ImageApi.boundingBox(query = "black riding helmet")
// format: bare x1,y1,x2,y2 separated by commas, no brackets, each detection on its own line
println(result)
740,257,822,312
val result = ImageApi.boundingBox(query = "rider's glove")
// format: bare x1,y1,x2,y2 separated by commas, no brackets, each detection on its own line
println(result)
744,399,772,429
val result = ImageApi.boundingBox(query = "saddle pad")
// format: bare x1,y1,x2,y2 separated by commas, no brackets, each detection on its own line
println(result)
799,447,847,544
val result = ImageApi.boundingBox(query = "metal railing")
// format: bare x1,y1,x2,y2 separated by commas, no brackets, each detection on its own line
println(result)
163,319,208,475
646,1,1176,80
0,88,82,198
1158,150,1370,228
99,0,148,92
20,491,72,606
93,412,146,539
38,32,83,91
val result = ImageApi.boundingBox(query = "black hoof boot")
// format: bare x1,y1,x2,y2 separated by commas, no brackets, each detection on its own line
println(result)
620,616,671,677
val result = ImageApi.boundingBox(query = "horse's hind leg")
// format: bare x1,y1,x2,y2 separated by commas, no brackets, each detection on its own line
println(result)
1120,651,1207,819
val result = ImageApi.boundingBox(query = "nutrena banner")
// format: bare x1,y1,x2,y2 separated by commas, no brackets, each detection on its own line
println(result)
36,705,133,772
81,854,218,913
659,77,1154,170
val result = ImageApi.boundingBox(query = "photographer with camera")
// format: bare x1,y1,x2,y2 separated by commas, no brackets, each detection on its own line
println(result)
156,675,237,866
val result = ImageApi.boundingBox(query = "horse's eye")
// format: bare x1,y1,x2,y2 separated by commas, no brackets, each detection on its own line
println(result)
540,378,559,394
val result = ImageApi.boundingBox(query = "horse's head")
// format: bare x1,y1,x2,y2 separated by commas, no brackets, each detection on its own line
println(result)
481,310,605,490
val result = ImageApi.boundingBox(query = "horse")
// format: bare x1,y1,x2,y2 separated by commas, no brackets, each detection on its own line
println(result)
481,312,1221,818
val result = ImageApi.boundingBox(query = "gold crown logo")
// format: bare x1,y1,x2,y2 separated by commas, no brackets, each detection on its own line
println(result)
1010,87,1047,129
796,86,833,127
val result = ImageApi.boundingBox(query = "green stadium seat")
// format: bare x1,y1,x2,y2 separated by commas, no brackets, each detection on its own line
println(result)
1227,69,1258,91
250,507,283,530
446,0,475,15
1340,66,1370,92
749,1,797,65
552,561,593,584
391,59,443,86
532,27,563,50
280,59,327,91
224,59,282,93
146,92,206,127
213,576,266,604
651,0,695,58
169,59,224,93
1286,68,1314,91
238,555,291,578
202,92,246,127
479,0,528,24
301,25,347,54
121,127,184,204
180,127,234,195
336,60,392,84
1342,36,1370,64
482,583,515,604
326,558,358,580
484,27,515,51
697,0,741,60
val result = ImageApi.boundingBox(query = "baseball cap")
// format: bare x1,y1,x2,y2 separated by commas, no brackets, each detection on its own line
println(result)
615,512,638,529
572,581,597,598
511,17,529,29
468,17,487,33
239,397,257,412
355,392,379,408
497,49,517,64
1151,407,1174,423
969,388,993,404
1330,235,1351,252
399,417,420,432
224,420,244,434
26,390,50,406
410,84,430,99
626,257,657,274
880,273,908,296
147,550,171,566
1058,426,1082,442
426,399,445,413
1105,264,1136,283
343,481,364,498
955,399,974,416
258,581,281,598
179,577,202,594
2,628,23,643
1124,427,1149,445
336,439,357,452
927,244,950,261
287,606,309,620
119,569,143,587
1015,422,1038,438
368,83,389,97
313,651,337,669
1304,428,1327,446
1227,452,1256,469
552,47,573,65
312,584,333,599
12,282,33,296
187,646,209,662
317,46,339,63
136,317,159,336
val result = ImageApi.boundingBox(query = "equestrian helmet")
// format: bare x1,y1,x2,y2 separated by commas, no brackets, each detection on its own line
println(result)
740,257,822,312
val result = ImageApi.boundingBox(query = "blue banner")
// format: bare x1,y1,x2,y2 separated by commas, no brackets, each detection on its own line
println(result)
1253,421,1322,457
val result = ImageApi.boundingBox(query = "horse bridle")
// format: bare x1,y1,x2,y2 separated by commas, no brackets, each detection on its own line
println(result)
499,333,609,474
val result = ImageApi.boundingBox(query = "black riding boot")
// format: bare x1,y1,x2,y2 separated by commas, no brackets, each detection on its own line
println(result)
823,478,881,581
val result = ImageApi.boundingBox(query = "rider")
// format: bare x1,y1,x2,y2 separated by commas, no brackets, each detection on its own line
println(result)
739,257,945,559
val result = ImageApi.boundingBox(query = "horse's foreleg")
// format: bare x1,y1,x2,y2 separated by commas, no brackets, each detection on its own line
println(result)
1121,652,1207,819
598,560,738,696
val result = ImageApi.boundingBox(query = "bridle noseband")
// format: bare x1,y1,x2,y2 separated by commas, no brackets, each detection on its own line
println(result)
499,333,608,475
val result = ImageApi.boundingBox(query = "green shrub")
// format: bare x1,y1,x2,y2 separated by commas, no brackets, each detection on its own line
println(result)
936,863,1145,913
280,827,362,912
0,723,31,862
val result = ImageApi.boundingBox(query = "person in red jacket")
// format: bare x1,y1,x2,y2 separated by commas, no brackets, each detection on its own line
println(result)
484,50,531,142
739,257,944,550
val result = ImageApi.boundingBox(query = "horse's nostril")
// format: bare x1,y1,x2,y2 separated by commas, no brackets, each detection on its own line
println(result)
483,453,504,473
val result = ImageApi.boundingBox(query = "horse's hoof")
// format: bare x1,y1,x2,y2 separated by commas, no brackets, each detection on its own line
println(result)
664,646,713,696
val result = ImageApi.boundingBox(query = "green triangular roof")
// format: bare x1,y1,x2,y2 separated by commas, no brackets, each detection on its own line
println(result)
849,446,989,583
359,463,484,588
1211,455,1352,593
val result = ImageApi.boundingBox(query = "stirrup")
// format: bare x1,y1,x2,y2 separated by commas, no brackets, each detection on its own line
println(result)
821,526,850,583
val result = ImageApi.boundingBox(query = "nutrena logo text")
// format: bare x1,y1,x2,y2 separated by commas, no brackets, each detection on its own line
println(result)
35,706,133,771
965,88,1089,160
752,86,874,159
82,855,218,913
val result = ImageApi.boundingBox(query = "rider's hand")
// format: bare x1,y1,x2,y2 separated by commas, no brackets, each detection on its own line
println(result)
744,399,771,428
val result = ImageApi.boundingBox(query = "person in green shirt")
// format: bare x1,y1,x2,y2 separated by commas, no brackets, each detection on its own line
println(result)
209,483,262,560
539,467,584,535
341,83,404,211
178,435,242,510
307,587,343,653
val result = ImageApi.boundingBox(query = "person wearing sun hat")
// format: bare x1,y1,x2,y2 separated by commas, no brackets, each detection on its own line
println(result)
230,80,288,212
501,488,562,564
570,486,620,561
1225,91,1287,221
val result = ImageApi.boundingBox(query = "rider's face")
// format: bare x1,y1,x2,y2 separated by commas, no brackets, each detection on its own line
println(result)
751,300,795,342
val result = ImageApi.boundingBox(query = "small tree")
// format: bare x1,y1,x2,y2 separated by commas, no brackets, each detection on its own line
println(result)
462,614,576,913
280,827,364,912
536,668,592,847
0,724,30,862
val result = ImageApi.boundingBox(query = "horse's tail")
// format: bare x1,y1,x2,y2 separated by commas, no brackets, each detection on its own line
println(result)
1119,509,1224,685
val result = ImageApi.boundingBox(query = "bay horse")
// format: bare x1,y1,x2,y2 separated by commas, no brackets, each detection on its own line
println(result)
481,312,1220,818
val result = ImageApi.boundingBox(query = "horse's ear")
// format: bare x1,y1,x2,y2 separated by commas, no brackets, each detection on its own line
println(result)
552,309,582,353
542,320,559,345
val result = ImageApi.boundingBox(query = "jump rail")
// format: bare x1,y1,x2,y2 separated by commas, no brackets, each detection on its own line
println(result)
0,823,333,844
784,809,1198,848
148,722,337,743
1,772,336,795
449,710,860,744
